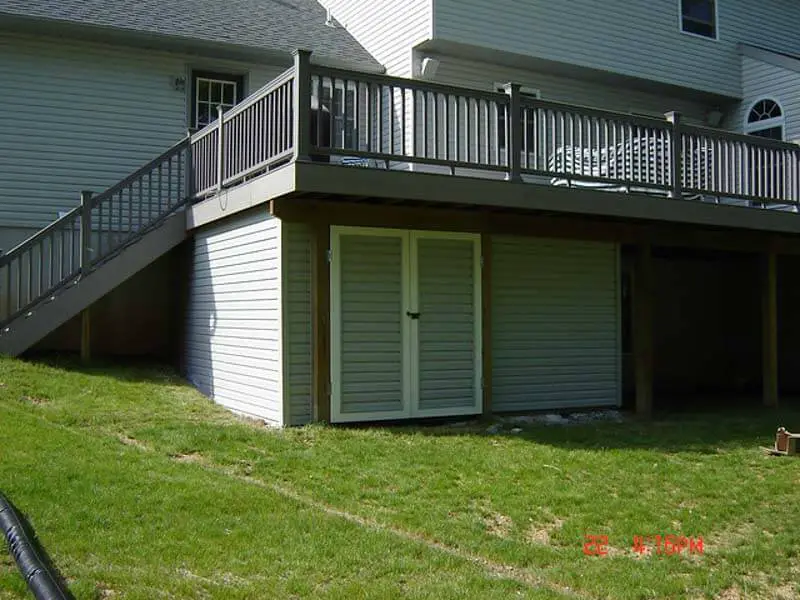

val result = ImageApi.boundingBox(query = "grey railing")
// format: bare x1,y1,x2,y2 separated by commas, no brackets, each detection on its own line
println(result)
0,138,190,327
184,50,800,209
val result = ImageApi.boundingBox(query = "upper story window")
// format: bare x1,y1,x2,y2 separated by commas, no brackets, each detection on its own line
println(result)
495,84,541,150
191,71,245,130
745,99,784,140
680,0,717,39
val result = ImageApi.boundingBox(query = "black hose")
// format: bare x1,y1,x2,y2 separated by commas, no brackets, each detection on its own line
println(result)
0,492,72,600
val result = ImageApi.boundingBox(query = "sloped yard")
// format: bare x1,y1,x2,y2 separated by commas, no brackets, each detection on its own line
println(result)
0,357,798,599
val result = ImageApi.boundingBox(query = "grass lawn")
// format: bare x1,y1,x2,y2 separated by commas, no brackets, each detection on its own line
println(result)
1,357,799,599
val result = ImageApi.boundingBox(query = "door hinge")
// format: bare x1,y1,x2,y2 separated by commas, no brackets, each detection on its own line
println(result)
480,255,485,268
326,249,332,263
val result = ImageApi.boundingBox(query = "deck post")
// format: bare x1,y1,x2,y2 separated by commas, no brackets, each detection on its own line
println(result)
79,190,93,275
632,243,654,417
311,221,331,423
665,111,683,199
502,83,523,182
481,234,493,417
293,49,313,163
80,308,91,363
762,250,779,407
216,106,225,192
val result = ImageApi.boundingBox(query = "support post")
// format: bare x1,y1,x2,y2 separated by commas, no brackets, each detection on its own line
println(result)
216,105,225,192
292,49,313,163
665,111,683,199
762,250,779,407
80,308,91,363
632,243,654,417
79,190,93,275
481,235,493,417
503,82,523,182
185,129,195,200
311,221,331,423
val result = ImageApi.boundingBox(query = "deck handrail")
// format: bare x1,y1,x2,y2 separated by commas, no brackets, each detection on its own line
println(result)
0,138,191,327
183,50,800,210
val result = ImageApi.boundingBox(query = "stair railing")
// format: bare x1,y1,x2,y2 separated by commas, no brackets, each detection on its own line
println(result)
0,138,191,328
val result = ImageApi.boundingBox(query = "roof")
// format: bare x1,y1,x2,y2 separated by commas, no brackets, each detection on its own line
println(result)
0,0,382,71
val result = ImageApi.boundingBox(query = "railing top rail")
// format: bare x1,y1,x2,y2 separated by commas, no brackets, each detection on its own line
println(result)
310,64,510,104
90,137,190,207
520,95,672,130
0,206,82,269
682,122,800,152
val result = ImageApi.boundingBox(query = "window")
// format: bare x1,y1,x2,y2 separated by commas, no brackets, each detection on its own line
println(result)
495,85,541,151
191,71,245,130
680,0,716,39
745,98,784,140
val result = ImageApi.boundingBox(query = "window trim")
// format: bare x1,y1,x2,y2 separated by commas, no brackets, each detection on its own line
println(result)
744,97,785,140
189,70,246,131
678,0,719,41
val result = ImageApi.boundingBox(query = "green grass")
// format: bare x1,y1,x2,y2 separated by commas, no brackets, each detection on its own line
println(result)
1,357,799,599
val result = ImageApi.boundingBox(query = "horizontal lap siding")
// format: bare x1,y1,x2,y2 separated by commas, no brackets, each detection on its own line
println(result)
491,236,619,412
339,234,404,415
729,57,800,142
185,209,284,425
417,238,477,411
0,33,283,230
283,222,314,426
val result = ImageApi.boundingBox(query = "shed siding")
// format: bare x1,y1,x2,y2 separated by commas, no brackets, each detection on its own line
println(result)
0,33,283,231
416,237,479,412
433,0,800,97
319,0,431,76
729,57,800,143
283,221,314,426
491,236,620,412
185,209,284,425
336,233,406,416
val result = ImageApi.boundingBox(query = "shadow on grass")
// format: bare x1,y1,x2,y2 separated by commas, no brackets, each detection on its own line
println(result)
20,353,800,454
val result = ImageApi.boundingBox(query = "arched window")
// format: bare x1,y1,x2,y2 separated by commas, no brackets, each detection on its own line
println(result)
745,99,784,140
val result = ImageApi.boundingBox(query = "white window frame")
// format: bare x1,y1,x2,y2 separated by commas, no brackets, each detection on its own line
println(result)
191,71,244,130
744,98,785,140
678,0,718,41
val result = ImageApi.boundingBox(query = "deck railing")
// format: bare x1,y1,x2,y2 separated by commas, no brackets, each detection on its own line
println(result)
0,139,190,326
189,49,800,210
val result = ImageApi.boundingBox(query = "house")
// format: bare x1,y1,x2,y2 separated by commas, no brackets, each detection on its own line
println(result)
2,0,800,426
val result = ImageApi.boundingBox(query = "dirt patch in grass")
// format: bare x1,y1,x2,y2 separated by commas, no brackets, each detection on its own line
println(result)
118,434,149,451
19,395,48,405
715,586,741,600
482,511,514,538
525,517,564,545
171,452,207,465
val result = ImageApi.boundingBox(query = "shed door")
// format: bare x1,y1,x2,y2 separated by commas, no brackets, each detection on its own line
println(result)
330,227,482,422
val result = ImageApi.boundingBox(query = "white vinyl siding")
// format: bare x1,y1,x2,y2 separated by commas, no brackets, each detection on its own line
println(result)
319,0,431,76
730,57,800,143
491,236,620,412
283,221,314,426
0,33,283,230
432,0,800,98
416,237,480,412
185,209,284,425
429,56,712,124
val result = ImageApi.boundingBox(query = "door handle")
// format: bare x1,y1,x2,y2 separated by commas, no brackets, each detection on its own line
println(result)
406,311,421,320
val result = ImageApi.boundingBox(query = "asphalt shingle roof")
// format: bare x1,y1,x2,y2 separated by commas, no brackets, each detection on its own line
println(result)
0,0,382,70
